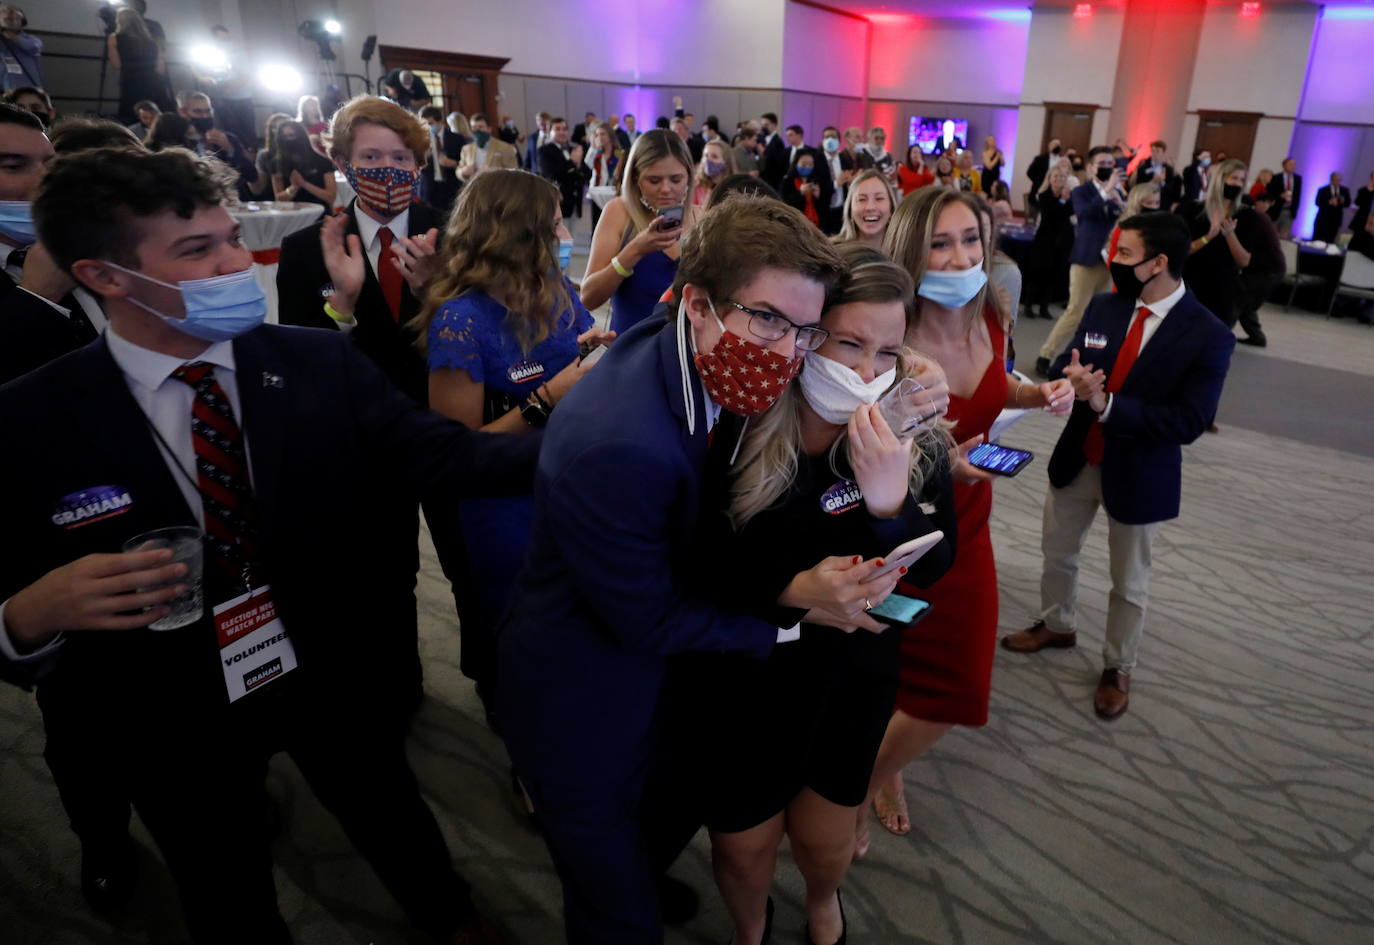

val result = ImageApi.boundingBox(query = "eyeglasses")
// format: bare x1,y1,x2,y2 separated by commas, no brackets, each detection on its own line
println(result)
724,300,829,351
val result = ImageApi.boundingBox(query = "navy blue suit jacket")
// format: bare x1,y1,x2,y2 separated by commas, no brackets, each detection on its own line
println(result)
1048,288,1235,525
1069,181,1122,267
499,314,785,796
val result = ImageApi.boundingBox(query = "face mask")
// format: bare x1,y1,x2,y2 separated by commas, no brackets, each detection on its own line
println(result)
1200,156,1211,167
0,199,36,245
797,165,813,178
343,162,419,216
189,116,215,134
106,262,267,342
1071,161,1085,172
1096,166,1115,182
556,237,573,272
473,129,491,148
798,352,897,425
1222,183,1242,201
692,300,802,417
1108,255,1161,299
704,158,725,178
1051,146,1062,156
918,261,987,309
823,137,840,154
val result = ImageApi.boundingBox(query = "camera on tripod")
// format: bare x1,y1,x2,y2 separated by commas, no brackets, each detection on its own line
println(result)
97,2,119,35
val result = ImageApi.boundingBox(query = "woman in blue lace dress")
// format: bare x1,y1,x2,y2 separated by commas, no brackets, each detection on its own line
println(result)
415,169,614,712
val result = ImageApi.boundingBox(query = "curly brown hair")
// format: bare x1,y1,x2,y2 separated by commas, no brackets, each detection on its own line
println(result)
414,169,570,354
34,147,236,270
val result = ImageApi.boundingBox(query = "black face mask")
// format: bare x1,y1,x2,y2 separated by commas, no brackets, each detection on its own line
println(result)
1109,255,1161,298
190,116,215,134
1051,146,1062,156
1071,160,1085,171
1096,166,1115,182
1222,183,1242,201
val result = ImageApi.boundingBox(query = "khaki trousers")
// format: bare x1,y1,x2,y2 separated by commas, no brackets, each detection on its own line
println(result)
1039,262,1110,361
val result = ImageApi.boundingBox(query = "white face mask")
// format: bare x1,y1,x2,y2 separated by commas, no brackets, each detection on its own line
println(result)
798,350,897,425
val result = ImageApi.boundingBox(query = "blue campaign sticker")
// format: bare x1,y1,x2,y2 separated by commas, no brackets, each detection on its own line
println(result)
508,360,546,384
51,485,134,529
820,479,863,515
1085,332,1109,349
318,282,335,299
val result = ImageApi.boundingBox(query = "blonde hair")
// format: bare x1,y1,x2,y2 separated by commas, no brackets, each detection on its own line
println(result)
619,129,694,239
295,95,323,125
884,186,999,336
1123,180,1161,218
1201,157,1247,223
728,244,948,527
326,94,429,166
836,168,899,244
414,170,569,354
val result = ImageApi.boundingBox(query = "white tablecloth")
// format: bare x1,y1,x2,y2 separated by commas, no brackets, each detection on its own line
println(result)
229,203,325,323
334,172,355,211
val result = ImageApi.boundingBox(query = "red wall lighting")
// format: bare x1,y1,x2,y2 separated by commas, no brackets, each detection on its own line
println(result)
1074,3,1093,17
1241,2,1260,17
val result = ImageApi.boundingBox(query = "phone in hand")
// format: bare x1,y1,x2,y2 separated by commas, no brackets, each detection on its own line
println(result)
870,530,945,578
656,204,684,230
868,593,932,628
579,345,609,368
966,442,1034,477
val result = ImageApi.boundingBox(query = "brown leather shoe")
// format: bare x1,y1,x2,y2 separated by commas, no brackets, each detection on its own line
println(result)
1001,620,1076,653
1093,669,1130,720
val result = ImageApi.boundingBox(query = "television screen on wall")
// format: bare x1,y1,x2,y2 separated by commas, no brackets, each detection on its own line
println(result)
910,117,969,155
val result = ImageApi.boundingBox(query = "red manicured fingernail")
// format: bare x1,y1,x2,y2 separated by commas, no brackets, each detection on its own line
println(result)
876,559,885,567
899,566,908,574
852,556,862,564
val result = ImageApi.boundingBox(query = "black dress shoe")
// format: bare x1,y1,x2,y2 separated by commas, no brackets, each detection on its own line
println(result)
1034,357,1050,378
1037,308,1052,319
1238,334,1267,347
80,836,136,914
659,875,699,926
804,889,846,945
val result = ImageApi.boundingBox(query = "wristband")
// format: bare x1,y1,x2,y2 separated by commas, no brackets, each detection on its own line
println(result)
323,300,353,323
611,256,634,278
1198,236,1209,246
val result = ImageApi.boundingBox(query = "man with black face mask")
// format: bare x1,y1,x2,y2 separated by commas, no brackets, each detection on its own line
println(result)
1003,212,1234,722
178,91,256,202
1037,145,1123,377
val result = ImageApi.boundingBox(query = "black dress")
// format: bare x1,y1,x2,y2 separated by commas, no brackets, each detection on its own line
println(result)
115,33,170,123
275,150,336,210
668,427,956,833
1350,186,1373,238
1026,190,1074,310
1177,201,1263,327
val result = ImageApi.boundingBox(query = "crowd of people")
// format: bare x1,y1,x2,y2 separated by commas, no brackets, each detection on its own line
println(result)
0,33,1369,942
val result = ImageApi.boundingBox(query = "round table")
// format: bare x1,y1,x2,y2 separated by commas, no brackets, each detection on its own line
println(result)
229,202,325,323
334,171,355,211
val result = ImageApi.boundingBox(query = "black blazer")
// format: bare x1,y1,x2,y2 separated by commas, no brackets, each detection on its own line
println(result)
781,148,834,218
1182,163,1209,203
761,134,790,190
419,128,466,212
0,274,93,385
1027,151,1052,193
538,142,592,203
0,326,540,700
1048,289,1235,525
1266,170,1302,220
1133,162,1180,205
276,200,444,405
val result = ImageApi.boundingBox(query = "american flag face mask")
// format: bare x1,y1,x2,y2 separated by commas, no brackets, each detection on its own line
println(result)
343,162,419,216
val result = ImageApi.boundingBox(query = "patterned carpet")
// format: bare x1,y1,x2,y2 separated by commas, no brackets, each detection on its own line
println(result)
3,302,1372,945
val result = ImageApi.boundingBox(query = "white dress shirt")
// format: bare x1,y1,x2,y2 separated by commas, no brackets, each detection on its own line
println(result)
827,152,844,208
1099,278,1186,421
0,324,242,662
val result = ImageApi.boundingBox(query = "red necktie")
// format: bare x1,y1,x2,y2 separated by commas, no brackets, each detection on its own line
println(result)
171,362,259,585
377,227,403,322
1084,306,1151,466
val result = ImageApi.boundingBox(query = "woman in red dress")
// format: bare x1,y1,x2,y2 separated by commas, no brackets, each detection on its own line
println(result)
860,187,1073,846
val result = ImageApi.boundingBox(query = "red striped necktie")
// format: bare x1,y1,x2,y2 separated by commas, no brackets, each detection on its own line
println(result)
171,362,259,585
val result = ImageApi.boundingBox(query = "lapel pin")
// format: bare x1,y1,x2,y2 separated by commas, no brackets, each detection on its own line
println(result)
262,372,285,389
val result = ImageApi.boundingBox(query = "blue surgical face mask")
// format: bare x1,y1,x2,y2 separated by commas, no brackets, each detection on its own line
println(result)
105,261,267,341
556,237,574,272
823,137,840,154
797,164,814,178
0,199,37,245
918,261,987,309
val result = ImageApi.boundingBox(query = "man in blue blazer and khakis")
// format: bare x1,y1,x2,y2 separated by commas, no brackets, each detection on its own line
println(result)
1037,145,1125,377
1003,213,1235,719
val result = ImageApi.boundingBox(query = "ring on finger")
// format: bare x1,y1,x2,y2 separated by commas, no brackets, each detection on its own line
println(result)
864,599,874,611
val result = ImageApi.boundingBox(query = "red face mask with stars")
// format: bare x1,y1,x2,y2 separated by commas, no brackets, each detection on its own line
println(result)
692,301,803,417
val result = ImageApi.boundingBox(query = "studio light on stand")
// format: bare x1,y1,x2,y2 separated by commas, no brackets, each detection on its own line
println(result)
258,63,303,98
361,34,377,94
298,19,343,112
191,43,229,76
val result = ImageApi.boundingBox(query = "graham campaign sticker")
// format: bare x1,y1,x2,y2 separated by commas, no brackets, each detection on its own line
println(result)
820,479,863,515
51,485,134,529
508,360,546,384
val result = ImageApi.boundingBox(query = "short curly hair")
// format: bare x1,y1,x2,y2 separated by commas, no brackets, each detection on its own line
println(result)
34,147,237,271
326,94,429,166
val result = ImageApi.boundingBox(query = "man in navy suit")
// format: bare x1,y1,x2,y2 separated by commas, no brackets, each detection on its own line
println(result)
2,145,529,943
1266,156,1302,237
498,197,898,944
1037,145,1125,377
1003,213,1235,719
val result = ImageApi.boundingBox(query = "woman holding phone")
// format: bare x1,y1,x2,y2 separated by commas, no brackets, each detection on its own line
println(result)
581,129,698,333
678,244,956,945
862,188,1072,843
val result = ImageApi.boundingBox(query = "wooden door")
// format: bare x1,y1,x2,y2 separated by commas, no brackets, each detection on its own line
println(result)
378,46,509,122
1194,111,1260,166
1042,104,1095,157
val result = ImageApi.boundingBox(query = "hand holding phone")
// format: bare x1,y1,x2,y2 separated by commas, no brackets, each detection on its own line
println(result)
579,345,609,368
966,442,1033,477
870,531,945,578
655,204,685,231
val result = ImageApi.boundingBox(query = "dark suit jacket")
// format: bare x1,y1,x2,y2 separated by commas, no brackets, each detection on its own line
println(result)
1027,151,1052,193
1313,185,1352,242
0,326,540,702
1133,161,1181,205
276,200,443,405
1266,170,1302,220
571,123,590,149
1182,162,1209,203
761,134,790,190
538,142,592,207
1048,289,1235,525
498,314,784,798
419,128,466,213
781,148,835,219
0,274,92,385
1069,181,1121,267
614,128,632,152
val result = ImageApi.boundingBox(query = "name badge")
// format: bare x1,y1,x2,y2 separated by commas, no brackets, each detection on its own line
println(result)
51,485,134,529
508,359,546,384
5,60,22,75
215,585,298,703
820,479,863,515
1085,332,1109,349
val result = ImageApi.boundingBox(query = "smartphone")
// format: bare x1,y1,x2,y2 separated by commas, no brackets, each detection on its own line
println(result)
656,204,684,230
967,442,1034,477
871,530,945,578
579,345,608,368
868,593,932,628
878,378,939,439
